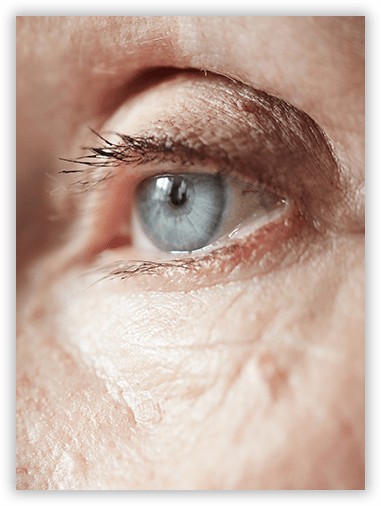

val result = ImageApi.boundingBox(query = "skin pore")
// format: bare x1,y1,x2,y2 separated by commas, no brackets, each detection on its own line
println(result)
16,17,365,490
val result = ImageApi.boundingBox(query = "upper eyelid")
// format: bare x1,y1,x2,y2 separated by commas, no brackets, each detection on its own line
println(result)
57,72,342,228
58,130,290,211
58,123,336,207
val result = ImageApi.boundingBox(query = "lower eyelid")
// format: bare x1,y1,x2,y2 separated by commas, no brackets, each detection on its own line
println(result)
87,202,309,292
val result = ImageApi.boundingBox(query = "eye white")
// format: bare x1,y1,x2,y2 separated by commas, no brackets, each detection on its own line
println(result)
132,173,288,256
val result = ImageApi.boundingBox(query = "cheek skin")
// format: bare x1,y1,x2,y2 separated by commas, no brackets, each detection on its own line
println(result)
16,332,137,490
16,234,364,489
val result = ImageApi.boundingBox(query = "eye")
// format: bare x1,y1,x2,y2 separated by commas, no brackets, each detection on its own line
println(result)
58,71,339,287
133,172,286,254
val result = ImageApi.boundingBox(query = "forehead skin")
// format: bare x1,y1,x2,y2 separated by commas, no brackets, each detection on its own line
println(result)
16,16,365,490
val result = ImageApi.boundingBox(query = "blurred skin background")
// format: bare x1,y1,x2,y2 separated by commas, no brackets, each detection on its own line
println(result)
16,16,365,490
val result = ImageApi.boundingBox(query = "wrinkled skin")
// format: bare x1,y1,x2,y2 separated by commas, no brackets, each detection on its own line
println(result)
16,17,365,490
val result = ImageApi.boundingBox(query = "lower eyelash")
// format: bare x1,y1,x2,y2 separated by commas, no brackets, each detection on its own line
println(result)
85,203,309,291
95,259,193,282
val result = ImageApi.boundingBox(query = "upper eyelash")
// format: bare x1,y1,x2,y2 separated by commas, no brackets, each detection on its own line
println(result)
58,128,240,194
58,129,158,192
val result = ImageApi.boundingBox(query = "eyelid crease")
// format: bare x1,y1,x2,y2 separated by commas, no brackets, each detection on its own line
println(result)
58,124,325,204
57,74,346,240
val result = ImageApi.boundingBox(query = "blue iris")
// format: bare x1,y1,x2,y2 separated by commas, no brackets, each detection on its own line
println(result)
136,174,227,252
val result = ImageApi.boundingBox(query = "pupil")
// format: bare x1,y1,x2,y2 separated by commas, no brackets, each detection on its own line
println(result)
169,178,187,207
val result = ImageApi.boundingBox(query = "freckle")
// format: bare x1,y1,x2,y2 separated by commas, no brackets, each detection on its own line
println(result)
341,421,352,436
105,235,131,250
30,306,46,320
19,373,31,388
258,352,289,401
17,467,29,475
269,369,288,401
